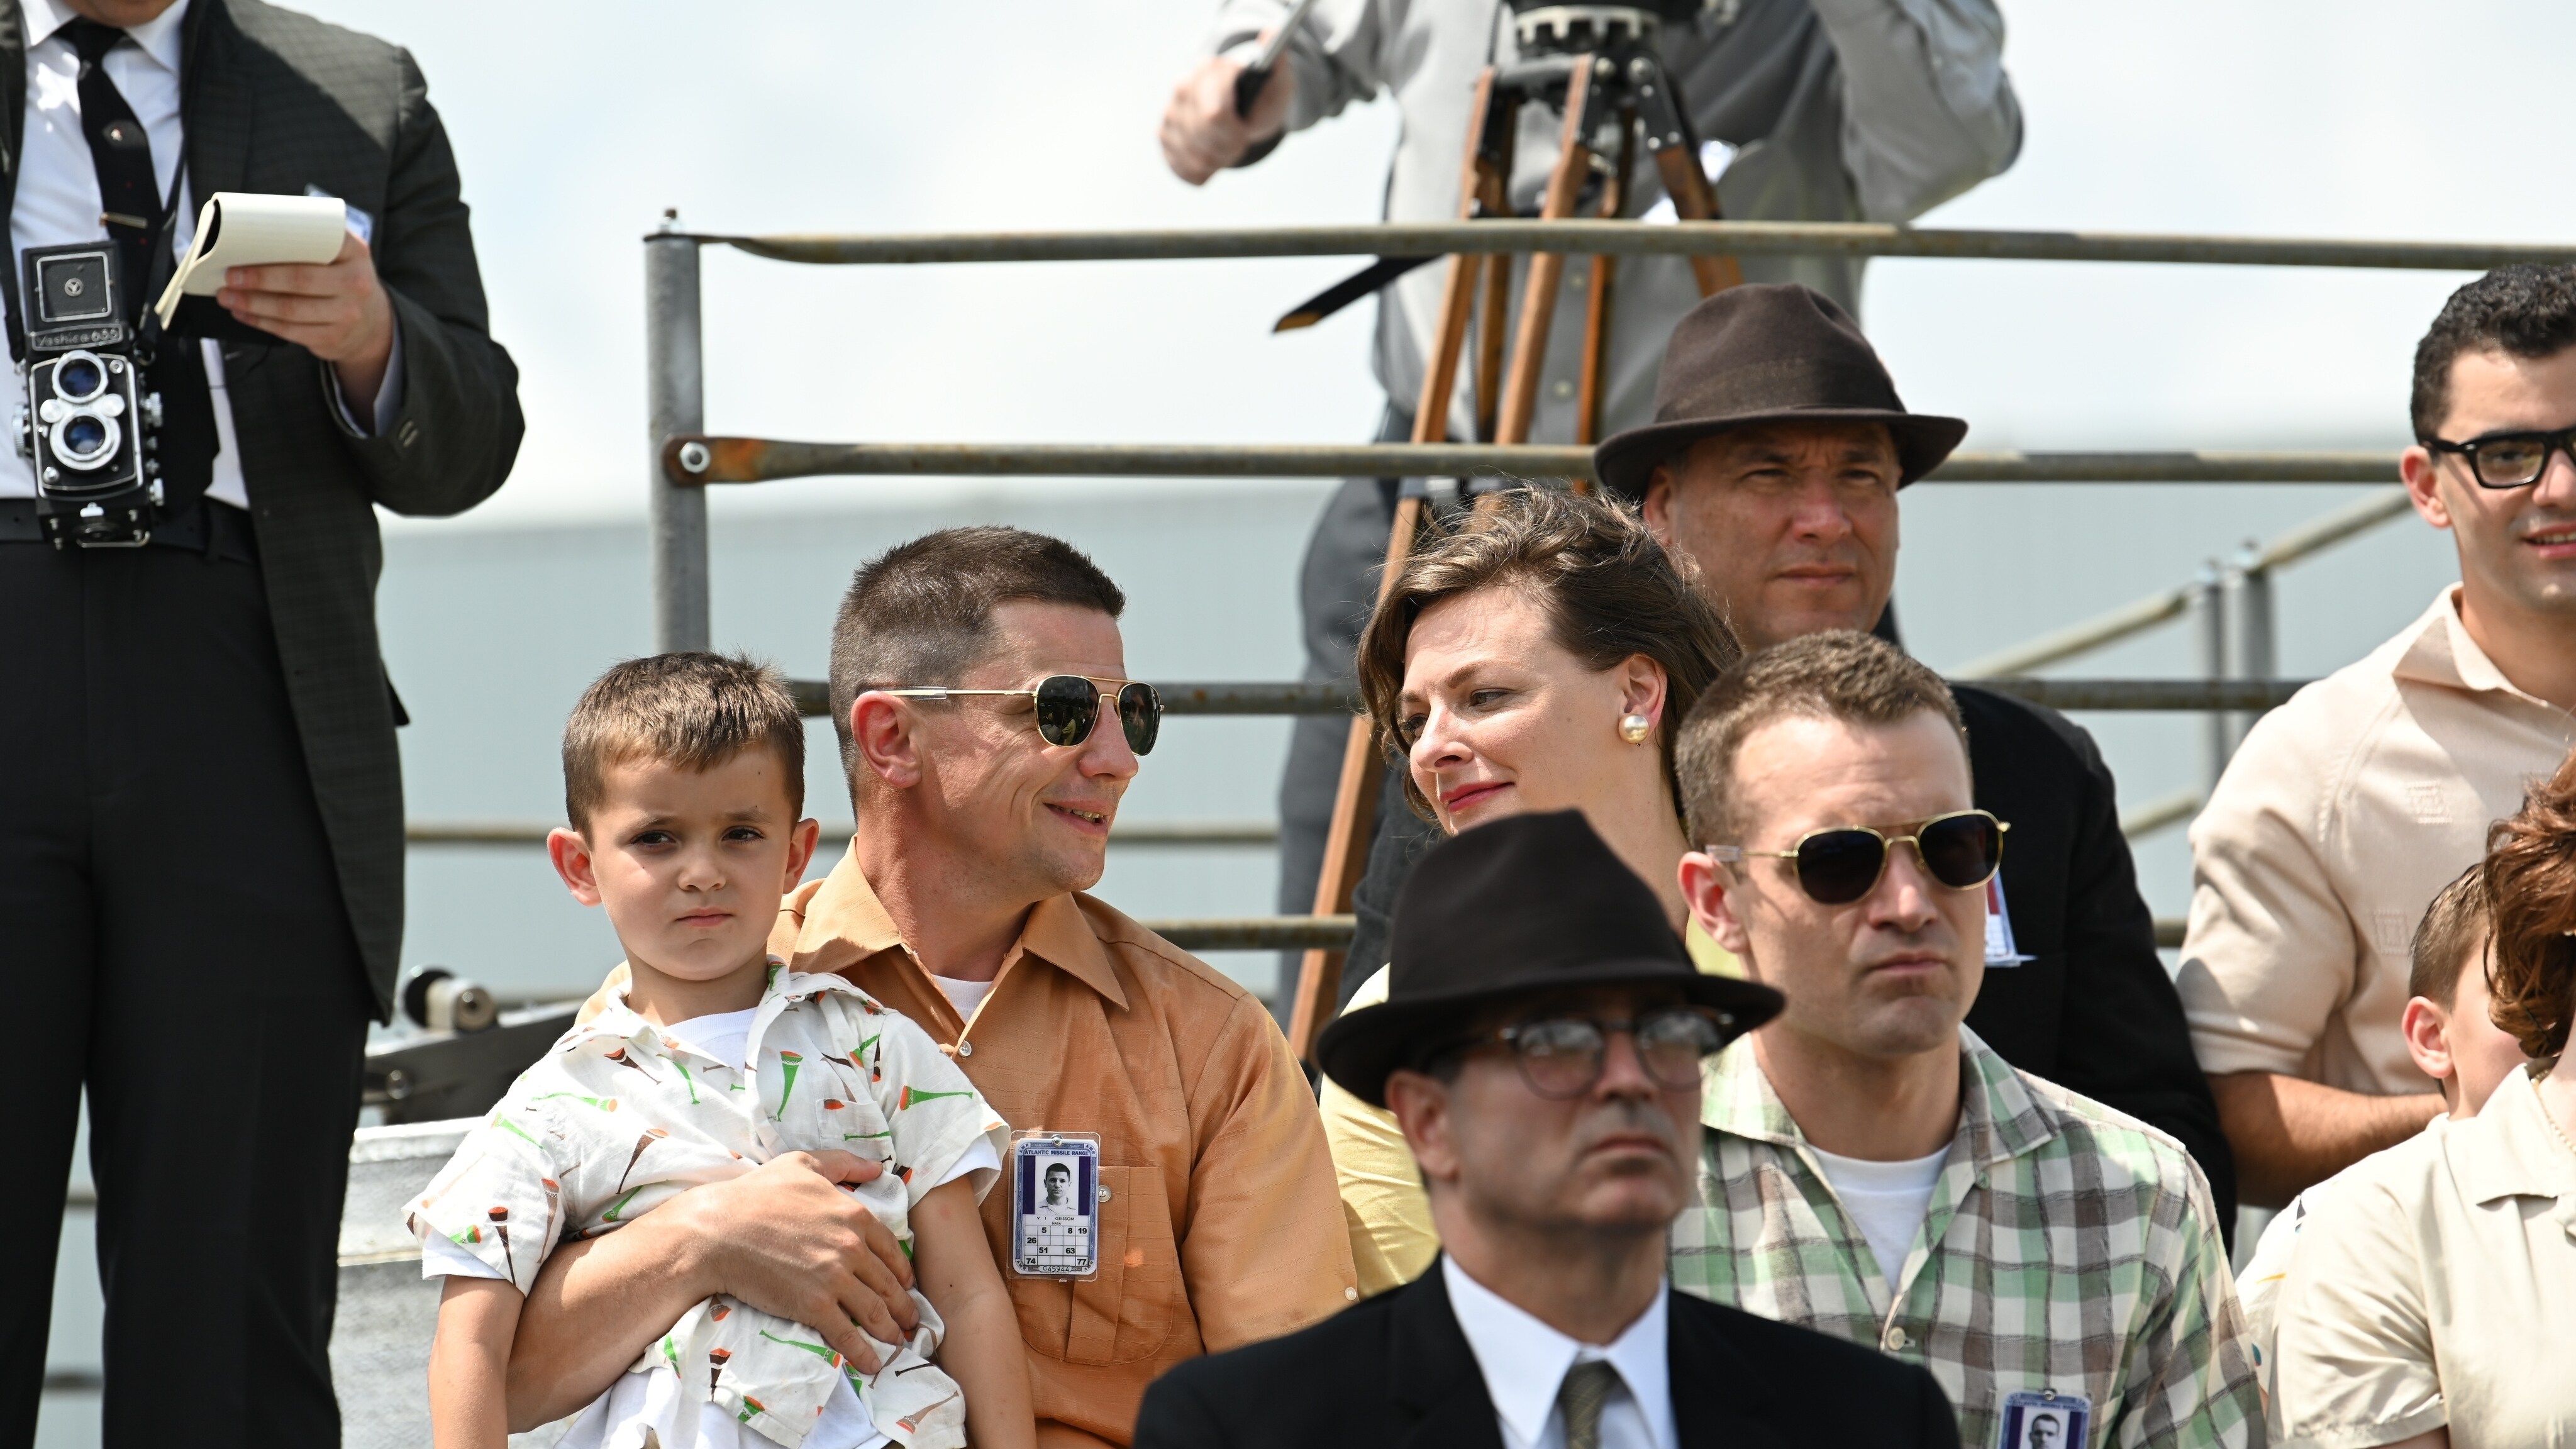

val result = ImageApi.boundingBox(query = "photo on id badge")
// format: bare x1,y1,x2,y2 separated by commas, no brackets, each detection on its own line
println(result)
1013,1135,1099,1278
1996,1391,2089,1449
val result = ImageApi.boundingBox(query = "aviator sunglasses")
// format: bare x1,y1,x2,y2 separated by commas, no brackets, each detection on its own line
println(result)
1707,809,2007,906
879,675,1162,754
1435,1007,1737,1099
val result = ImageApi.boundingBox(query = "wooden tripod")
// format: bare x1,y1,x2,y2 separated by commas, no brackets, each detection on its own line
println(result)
1284,40,1744,1062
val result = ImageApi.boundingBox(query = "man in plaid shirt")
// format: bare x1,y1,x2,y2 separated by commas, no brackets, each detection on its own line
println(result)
1665,633,2260,1448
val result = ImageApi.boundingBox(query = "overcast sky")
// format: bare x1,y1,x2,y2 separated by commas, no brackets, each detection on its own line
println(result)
284,0,2576,529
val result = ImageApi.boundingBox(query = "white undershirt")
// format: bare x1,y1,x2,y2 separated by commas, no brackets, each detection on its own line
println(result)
1441,1257,1674,1449
4,0,399,507
930,974,996,1021
1806,1142,1951,1291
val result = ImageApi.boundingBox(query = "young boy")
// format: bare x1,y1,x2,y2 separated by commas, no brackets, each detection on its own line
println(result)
413,653,1035,1449
2234,861,2531,1404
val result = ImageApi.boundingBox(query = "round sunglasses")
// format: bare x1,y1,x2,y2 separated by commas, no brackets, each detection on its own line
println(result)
1707,809,2007,906
1436,1006,1736,1099
879,675,1162,755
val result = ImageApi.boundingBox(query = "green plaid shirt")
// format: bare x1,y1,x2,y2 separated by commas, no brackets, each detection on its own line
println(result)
1669,1029,2260,1449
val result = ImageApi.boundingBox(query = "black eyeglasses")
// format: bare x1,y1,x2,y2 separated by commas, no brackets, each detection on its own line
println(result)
1439,1007,1737,1099
1707,809,2007,906
879,675,1162,754
2423,425,2576,490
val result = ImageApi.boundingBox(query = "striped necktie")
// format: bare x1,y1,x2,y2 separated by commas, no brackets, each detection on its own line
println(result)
1558,1360,1621,1449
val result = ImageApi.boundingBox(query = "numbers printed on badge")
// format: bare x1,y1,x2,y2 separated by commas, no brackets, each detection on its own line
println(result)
1995,1389,2089,1449
1011,1135,1101,1278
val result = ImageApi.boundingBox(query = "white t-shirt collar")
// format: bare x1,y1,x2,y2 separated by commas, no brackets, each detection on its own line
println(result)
1441,1255,1674,1449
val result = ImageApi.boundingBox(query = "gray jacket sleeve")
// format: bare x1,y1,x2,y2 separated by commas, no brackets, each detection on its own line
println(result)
1203,0,1411,134
1807,0,2021,221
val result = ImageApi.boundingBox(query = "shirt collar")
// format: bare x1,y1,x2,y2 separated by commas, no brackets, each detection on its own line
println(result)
25,0,191,74
1702,1024,2057,1172
1441,1257,1672,1449
2389,584,2560,707
575,957,876,1066
789,841,1130,1010
2450,1063,2576,1209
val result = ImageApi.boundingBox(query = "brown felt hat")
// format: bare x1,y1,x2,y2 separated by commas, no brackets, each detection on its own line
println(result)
1593,284,1968,502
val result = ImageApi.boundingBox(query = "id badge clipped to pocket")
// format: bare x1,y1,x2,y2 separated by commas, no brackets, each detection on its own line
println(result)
1994,1389,2090,1449
1010,1132,1101,1280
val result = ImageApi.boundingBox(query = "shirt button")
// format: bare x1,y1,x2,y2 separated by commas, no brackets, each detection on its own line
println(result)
956,1040,974,1058
1882,1326,1911,1352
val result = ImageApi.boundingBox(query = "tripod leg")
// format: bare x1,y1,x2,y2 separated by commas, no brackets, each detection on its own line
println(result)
1472,170,1511,442
1574,112,1636,455
1287,69,1503,1062
1652,143,1742,296
1495,55,1604,445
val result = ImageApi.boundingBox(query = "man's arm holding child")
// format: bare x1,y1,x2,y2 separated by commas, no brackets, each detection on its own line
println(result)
911,1175,1035,1449
431,1277,523,1448
503,1151,921,1426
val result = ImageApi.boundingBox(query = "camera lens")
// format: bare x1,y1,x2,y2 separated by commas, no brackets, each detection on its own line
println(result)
55,353,106,403
62,414,109,460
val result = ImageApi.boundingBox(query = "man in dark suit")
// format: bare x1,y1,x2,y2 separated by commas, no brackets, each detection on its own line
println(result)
0,1,521,1443
1137,811,1957,1449
1597,284,2236,1230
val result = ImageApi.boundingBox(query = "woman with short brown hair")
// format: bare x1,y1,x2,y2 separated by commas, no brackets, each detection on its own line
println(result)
1324,484,1741,1294
2270,746,2576,1449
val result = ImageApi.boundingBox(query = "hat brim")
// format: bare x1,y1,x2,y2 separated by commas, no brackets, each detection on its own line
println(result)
1314,962,1784,1109
1592,408,1969,503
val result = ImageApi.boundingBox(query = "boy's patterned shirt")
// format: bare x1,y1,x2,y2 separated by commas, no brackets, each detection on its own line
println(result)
1668,1028,2261,1449
409,964,1011,1449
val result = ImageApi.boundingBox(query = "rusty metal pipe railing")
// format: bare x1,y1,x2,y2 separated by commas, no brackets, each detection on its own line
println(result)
682,223,2576,273
784,677,2306,719
663,436,2401,488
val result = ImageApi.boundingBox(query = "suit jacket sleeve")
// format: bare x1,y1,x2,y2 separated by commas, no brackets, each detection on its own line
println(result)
325,46,522,517
1180,993,1360,1351
1132,1366,1230,1449
2043,712,2239,1223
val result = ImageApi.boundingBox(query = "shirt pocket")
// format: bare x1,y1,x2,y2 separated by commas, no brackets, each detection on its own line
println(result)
1062,1165,1177,1365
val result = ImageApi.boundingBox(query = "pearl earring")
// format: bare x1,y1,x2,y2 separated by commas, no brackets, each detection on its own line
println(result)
1618,713,1653,745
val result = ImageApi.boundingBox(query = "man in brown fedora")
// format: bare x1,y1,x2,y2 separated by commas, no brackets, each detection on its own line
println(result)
1594,283,2238,1231
1135,809,1960,1449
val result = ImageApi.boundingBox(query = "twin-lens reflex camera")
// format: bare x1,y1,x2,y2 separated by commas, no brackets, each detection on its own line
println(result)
14,242,167,548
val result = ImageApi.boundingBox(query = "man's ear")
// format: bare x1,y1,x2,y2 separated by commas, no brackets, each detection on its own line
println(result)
2401,444,2455,531
548,826,602,907
1680,850,1755,961
1385,1070,1460,1191
850,692,926,791
1640,465,1679,544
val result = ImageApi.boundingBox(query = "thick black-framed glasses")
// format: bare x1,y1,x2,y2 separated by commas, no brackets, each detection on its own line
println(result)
2422,425,2576,490
1707,809,2007,906
1438,1007,1736,1099
879,675,1162,754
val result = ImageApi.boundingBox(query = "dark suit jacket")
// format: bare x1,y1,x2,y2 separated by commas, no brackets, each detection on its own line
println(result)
1953,685,2236,1223
0,0,525,1013
1135,1258,1960,1449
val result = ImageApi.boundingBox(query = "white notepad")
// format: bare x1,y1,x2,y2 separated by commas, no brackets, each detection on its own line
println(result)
152,192,348,326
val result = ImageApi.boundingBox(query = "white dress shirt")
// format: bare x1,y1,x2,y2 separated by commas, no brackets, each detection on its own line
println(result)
1441,1256,1675,1449
4,0,397,508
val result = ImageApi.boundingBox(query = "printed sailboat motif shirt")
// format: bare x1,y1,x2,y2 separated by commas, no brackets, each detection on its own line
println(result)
409,964,1011,1449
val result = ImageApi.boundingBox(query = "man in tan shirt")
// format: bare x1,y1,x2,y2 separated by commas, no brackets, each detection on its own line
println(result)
501,526,1358,1446
2179,265,2576,1206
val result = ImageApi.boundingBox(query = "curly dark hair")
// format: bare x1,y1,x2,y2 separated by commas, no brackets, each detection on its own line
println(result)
1355,484,1739,823
2481,748,2576,1059
2411,265,2576,441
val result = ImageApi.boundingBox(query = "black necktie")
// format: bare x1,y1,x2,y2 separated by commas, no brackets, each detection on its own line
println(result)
55,19,217,516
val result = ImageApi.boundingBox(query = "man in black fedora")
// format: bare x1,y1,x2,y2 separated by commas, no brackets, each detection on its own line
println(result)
1596,284,2237,1232
1135,810,1959,1449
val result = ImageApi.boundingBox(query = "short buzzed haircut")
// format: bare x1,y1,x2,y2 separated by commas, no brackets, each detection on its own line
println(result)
2407,862,2490,1008
563,652,805,830
2411,265,2576,440
1674,630,1965,847
828,526,1126,772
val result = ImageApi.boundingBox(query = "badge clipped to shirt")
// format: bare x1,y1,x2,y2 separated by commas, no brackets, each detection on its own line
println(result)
1983,872,2035,968
1996,1389,2090,1449
1010,1132,1100,1280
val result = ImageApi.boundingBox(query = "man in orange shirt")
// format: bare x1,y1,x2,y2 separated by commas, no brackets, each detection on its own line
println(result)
499,526,1358,1448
